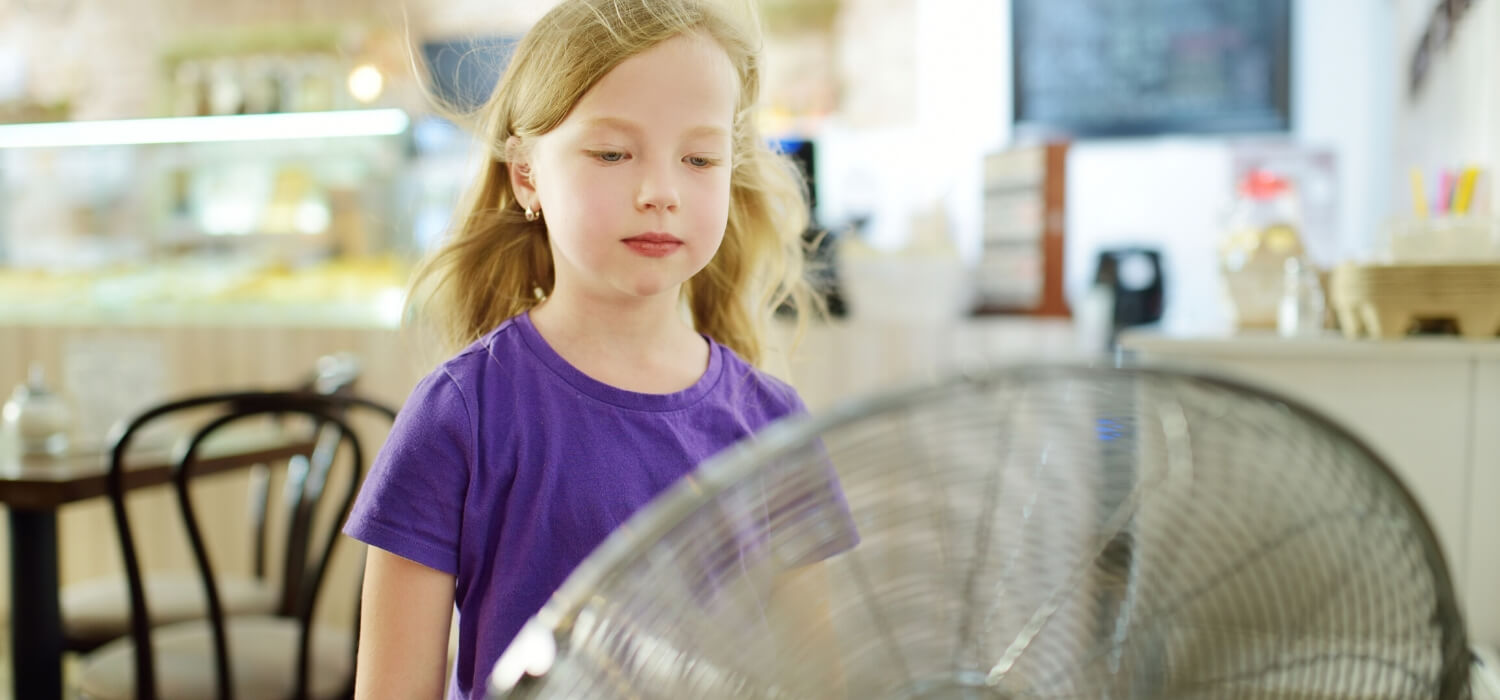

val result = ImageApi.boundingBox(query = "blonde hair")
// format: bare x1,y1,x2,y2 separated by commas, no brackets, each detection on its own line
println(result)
408,0,815,368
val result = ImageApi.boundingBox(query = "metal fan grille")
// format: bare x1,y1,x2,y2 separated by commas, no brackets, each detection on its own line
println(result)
491,366,1469,699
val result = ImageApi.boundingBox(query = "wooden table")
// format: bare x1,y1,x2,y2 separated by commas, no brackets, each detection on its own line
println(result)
0,433,312,700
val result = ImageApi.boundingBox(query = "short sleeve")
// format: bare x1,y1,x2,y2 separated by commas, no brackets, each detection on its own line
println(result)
763,387,862,571
343,368,473,575
768,435,861,571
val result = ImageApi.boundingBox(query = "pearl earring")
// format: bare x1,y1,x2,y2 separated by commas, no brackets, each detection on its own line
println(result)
524,206,539,222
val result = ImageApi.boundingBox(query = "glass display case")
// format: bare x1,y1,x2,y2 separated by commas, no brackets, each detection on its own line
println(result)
0,109,423,325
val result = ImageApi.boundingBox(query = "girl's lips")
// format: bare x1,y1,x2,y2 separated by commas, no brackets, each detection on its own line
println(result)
622,233,683,258
623,239,682,257
624,233,682,244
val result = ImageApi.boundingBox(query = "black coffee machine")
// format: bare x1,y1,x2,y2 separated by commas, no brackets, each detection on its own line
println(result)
1093,247,1164,345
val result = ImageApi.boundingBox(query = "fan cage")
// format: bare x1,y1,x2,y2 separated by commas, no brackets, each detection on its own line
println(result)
489,364,1470,700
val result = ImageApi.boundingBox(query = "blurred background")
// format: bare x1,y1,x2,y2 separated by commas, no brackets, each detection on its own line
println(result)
1,0,1498,695
0,0,1492,394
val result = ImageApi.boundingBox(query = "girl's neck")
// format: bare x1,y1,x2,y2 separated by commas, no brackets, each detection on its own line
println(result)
529,291,690,348
527,289,710,394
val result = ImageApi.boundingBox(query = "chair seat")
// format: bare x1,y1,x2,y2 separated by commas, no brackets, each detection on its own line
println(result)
78,616,354,700
62,574,279,651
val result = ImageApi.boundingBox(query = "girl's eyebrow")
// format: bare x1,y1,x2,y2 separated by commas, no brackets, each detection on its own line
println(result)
578,116,727,141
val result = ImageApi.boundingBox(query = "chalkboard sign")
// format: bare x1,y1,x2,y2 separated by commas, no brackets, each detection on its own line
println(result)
1012,0,1292,138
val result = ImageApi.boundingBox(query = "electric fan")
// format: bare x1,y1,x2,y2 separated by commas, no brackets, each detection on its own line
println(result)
488,365,1471,699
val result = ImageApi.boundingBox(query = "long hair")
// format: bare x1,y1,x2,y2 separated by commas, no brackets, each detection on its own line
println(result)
407,0,815,368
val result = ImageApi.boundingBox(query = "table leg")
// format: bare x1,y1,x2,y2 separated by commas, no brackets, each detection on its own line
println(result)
9,507,62,700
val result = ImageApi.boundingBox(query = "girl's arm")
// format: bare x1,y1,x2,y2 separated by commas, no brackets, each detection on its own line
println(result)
355,547,457,699
770,561,847,698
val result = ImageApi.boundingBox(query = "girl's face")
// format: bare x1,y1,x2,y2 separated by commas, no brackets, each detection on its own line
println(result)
519,33,738,307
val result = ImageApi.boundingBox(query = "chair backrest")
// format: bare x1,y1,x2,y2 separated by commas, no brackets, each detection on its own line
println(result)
245,354,365,612
105,390,396,699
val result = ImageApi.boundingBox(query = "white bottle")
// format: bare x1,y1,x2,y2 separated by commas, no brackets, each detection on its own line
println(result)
1277,257,1326,338
1075,283,1116,355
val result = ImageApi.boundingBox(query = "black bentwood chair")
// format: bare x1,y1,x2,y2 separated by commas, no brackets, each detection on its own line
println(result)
76,389,396,699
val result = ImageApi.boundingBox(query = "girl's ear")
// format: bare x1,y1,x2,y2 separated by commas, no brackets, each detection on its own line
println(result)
506,137,538,209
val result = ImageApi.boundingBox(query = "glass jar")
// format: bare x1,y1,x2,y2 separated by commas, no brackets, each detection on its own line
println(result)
1220,170,1306,330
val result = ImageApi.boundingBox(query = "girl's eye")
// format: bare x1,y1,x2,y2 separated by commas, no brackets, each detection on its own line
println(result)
685,156,718,168
591,151,627,163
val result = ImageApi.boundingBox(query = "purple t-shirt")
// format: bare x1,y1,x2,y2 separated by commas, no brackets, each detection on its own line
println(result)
343,312,818,699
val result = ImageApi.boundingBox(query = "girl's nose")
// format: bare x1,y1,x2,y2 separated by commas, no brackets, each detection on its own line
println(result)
635,164,680,212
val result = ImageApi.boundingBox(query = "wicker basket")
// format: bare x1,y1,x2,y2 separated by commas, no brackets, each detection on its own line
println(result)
1330,263,1500,339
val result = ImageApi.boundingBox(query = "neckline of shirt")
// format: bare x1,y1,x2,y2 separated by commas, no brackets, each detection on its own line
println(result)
507,310,724,412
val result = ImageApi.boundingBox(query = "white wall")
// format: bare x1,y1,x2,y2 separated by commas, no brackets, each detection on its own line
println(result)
1064,142,1237,334
1395,0,1499,211
810,0,1001,257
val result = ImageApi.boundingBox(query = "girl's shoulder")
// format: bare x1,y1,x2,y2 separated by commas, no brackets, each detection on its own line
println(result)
441,314,533,372
409,316,535,408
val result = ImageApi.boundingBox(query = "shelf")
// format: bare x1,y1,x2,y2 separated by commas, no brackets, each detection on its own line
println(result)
0,109,410,149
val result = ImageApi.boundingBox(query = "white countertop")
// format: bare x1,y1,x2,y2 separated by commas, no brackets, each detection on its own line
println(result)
1120,329,1500,361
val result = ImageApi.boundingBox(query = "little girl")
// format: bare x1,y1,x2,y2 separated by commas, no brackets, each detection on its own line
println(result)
343,1,839,697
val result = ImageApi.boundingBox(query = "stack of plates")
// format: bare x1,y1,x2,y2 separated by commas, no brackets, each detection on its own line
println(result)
1330,263,1500,339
